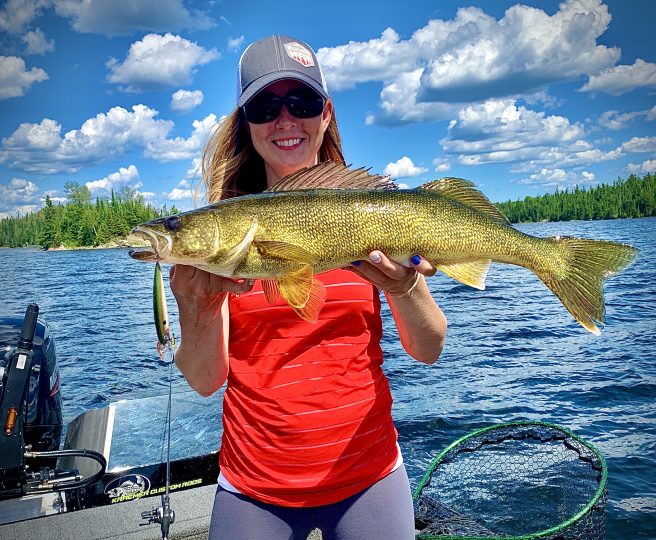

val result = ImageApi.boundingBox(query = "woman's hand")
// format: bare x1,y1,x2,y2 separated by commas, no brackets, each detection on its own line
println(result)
169,264,254,396
349,251,446,364
348,251,435,295
170,264,254,320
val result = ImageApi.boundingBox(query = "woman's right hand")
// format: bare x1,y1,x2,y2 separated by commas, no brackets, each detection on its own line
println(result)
169,264,254,396
170,264,254,320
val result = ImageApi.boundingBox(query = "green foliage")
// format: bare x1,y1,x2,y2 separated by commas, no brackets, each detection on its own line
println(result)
495,173,656,223
0,190,166,249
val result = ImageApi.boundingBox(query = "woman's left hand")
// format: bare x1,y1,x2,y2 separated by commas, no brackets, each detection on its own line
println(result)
348,250,435,296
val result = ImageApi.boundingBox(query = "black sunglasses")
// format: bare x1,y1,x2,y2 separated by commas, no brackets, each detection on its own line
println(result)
242,88,325,124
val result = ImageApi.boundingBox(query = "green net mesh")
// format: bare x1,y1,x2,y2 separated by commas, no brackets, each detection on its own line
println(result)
412,422,608,540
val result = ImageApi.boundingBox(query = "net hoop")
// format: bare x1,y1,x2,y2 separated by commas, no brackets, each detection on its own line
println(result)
412,421,608,540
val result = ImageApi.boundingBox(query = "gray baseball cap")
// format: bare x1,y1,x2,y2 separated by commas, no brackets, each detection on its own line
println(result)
237,35,329,107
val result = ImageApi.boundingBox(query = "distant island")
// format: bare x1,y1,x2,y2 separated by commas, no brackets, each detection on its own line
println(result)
0,183,179,250
496,172,654,223
1,173,654,250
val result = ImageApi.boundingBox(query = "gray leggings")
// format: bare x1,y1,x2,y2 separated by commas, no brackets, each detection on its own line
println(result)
209,465,415,540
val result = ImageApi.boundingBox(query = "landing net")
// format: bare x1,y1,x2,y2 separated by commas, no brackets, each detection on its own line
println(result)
413,422,607,540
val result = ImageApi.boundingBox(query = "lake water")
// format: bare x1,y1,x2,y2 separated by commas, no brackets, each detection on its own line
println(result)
1,217,654,538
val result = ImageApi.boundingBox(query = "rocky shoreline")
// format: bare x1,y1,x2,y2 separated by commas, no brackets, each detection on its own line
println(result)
43,233,149,251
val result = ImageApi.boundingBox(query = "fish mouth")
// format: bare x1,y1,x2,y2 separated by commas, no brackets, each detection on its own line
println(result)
128,225,172,262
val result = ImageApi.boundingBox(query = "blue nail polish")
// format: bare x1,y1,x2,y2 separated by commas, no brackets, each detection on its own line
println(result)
410,254,421,266
352,261,361,267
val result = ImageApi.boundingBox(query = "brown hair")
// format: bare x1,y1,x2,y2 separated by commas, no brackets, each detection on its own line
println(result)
201,107,345,203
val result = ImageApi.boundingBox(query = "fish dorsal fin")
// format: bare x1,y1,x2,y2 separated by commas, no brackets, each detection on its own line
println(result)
421,177,510,225
265,162,397,192
436,260,491,290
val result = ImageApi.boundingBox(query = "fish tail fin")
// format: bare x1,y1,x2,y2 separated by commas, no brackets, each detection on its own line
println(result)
536,236,638,335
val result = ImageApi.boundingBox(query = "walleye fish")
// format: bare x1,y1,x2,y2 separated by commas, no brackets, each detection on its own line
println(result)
129,162,637,334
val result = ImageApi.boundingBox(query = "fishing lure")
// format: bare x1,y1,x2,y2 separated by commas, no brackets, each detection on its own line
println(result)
153,261,175,361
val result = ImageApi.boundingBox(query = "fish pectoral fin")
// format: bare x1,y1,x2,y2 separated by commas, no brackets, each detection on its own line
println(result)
253,239,317,264
436,260,491,290
262,279,281,304
278,266,326,322
220,220,259,272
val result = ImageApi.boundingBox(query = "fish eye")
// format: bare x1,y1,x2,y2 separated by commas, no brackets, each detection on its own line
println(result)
164,216,181,231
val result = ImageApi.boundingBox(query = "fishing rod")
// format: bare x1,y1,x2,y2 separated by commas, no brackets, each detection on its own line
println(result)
141,262,176,540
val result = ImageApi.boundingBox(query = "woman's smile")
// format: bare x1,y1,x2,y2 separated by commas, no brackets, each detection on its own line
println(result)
272,137,304,150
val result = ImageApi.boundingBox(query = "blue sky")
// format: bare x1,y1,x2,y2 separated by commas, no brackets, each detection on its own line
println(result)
1,0,654,218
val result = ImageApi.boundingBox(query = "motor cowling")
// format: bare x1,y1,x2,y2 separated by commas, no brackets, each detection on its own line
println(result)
0,308,63,497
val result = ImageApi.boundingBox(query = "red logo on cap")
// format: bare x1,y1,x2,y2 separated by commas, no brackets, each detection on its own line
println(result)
284,42,315,67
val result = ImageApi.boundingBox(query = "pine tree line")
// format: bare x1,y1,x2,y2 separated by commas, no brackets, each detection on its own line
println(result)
0,183,178,249
496,173,655,223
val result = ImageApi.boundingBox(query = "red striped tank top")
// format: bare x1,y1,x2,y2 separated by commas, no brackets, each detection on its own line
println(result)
220,269,399,507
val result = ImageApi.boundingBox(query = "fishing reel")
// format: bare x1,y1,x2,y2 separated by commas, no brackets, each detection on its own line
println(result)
142,495,175,539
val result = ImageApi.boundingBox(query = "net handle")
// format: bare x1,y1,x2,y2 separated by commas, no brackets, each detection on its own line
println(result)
412,421,608,540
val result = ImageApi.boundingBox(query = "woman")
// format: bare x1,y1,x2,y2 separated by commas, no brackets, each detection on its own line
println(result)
171,35,447,539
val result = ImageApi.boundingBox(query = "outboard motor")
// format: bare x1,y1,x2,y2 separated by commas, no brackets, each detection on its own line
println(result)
0,304,63,497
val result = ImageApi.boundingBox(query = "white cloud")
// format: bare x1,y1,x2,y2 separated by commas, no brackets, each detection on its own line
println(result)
0,204,41,219
0,105,173,173
365,68,458,125
441,99,584,161
23,28,55,54
0,0,51,35
437,98,629,172
647,106,656,122
383,156,427,178
53,0,214,36
184,157,201,179
433,158,451,173
106,33,219,92
145,113,217,161
581,59,656,95
318,0,619,124
598,110,647,131
227,35,244,51
138,191,157,201
318,27,415,91
517,168,597,190
167,185,193,201
170,89,204,113
85,164,140,194
0,56,48,99
1,106,219,174
621,136,656,154
0,178,39,203
42,189,66,204
0,177,41,217
0,1,214,37
509,145,622,174
627,160,656,175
